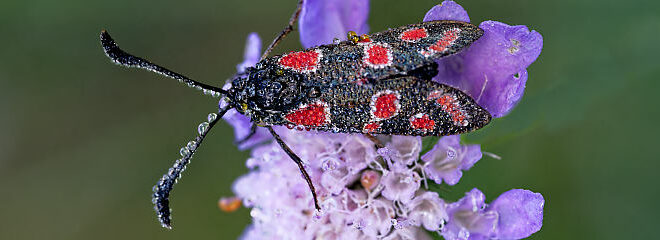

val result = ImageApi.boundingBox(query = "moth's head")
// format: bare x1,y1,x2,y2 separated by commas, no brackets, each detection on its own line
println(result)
228,67,304,114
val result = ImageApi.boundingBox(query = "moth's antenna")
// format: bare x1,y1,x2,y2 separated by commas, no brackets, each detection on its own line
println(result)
100,30,228,97
152,107,230,229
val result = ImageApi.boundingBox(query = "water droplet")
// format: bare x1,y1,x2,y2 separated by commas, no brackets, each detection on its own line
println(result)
212,92,221,98
207,113,218,122
447,149,457,159
400,174,413,183
321,158,340,171
352,219,365,230
198,122,209,134
187,141,198,151
312,209,324,221
180,147,190,157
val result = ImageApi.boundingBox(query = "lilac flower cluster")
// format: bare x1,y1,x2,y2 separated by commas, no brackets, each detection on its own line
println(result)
224,1,544,239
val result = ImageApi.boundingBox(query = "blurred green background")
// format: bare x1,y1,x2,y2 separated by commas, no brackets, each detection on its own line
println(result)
1,0,657,239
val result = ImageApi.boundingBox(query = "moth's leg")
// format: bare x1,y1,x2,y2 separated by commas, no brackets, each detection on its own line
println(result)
365,133,385,149
261,0,304,60
267,126,321,210
235,124,258,145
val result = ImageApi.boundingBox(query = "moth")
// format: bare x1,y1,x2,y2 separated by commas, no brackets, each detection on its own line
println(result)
100,0,490,229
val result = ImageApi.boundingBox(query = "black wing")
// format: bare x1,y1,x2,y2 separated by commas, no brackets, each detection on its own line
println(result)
255,20,482,85
272,76,491,136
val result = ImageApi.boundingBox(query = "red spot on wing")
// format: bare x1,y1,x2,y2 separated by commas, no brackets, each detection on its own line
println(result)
284,101,329,127
362,122,381,133
419,28,461,57
410,113,435,132
363,43,392,68
371,91,400,120
433,94,468,126
278,49,322,72
401,28,428,42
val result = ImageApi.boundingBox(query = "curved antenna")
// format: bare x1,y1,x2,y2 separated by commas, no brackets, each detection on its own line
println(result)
152,107,230,229
100,30,227,97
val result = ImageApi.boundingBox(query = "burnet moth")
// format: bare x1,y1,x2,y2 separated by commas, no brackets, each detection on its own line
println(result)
100,0,490,229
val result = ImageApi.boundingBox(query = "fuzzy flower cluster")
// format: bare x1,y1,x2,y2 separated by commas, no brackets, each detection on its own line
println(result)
223,1,544,239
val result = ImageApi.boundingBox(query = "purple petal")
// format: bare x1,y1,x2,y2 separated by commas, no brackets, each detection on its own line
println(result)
383,226,433,240
381,167,421,203
387,136,422,167
442,189,497,240
299,0,370,48
488,189,544,239
321,165,357,194
423,0,470,22
221,108,271,150
421,135,482,185
354,199,396,238
236,33,262,73
434,21,543,118
406,192,448,231
339,135,377,174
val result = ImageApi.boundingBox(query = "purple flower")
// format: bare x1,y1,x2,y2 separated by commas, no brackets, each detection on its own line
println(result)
488,189,545,239
339,135,377,174
423,0,470,22
299,0,370,48
421,135,482,185
425,1,543,118
381,166,421,203
442,188,544,240
386,136,423,167
406,191,448,231
352,199,396,237
320,160,357,194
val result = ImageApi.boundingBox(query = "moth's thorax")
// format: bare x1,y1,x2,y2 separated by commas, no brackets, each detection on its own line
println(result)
228,66,312,123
